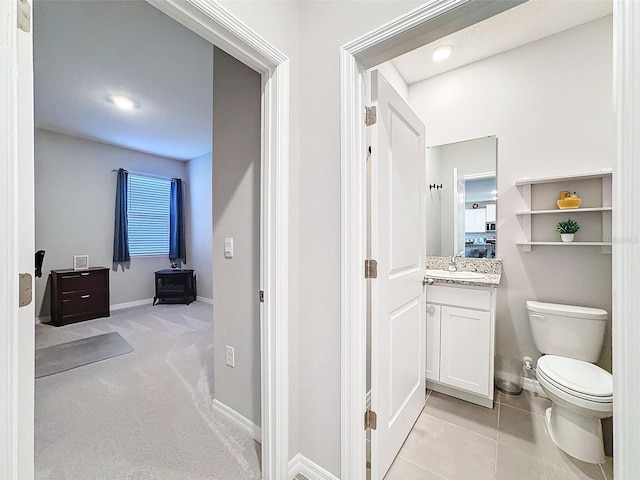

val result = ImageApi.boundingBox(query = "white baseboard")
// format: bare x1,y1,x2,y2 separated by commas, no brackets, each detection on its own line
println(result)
288,453,340,480
110,298,154,311
196,296,213,305
523,376,547,397
212,399,261,442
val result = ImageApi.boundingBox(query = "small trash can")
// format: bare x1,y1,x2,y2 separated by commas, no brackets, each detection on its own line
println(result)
495,355,523,396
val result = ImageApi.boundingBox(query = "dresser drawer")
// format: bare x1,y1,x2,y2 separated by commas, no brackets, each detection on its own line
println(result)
59,291,109,319
426,284,492,311
57,269,108,292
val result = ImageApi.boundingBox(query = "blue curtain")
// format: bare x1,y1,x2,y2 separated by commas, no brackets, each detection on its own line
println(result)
170,178,186,263
113,168,130,264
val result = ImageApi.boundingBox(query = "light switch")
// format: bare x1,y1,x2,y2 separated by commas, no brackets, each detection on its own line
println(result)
224,237,234,258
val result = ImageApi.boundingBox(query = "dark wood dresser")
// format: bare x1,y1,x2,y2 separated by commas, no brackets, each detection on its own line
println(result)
153,269,196,305
50,267,110,326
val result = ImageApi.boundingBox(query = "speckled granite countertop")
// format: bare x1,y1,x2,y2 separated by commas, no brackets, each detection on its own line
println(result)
425,256,502,288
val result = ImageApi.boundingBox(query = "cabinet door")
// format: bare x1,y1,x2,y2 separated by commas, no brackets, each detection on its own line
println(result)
425,303,441,381
464,209,474,233
465,209,486,233
439,306,491,396
485,204,496,222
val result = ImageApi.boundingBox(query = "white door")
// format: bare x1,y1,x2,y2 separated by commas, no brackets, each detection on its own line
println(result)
369,70,426,480
0,2,35,478
453,171,465,255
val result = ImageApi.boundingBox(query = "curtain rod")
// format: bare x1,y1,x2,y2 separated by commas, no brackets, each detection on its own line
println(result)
111,169,185,183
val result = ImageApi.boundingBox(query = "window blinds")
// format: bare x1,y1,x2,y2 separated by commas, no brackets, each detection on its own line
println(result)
127,174,171,255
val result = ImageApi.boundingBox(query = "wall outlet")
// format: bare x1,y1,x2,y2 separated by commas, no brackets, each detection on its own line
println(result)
225,345,235,367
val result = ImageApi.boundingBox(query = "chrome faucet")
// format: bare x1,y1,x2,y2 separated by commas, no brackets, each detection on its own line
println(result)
446,256,457,272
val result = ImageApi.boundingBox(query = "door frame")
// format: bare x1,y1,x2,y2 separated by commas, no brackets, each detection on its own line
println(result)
0,0,290,478
340,1,640,479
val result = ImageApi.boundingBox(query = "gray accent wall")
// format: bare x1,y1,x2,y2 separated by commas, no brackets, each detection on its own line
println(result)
34,129,189,318
211,48,262,426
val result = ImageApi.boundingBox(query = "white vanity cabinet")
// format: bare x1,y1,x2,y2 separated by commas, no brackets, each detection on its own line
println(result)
426,283,496,408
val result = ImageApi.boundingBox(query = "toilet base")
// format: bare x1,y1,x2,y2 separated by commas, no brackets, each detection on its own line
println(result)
544,406,605,464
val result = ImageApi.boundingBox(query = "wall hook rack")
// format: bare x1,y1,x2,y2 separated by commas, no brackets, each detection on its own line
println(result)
429,184,443,190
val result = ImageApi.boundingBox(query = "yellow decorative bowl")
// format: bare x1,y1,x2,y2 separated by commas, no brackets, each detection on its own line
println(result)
557,198,582,209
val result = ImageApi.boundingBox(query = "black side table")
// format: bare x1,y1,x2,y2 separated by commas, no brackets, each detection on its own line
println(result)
153,269,197,305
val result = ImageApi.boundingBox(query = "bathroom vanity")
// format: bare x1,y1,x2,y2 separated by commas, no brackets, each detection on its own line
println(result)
424,257,501,408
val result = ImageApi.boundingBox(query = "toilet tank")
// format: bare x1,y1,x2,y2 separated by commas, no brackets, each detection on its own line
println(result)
526,301,608,363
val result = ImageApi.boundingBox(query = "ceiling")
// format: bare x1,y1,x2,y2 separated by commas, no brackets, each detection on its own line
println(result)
391,0,612,85
34,0,213,161
34,0,612,161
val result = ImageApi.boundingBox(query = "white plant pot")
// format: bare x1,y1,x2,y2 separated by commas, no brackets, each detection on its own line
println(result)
561,233,575,243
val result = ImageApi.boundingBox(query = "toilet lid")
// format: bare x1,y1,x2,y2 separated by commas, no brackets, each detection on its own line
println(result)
537,355,613,399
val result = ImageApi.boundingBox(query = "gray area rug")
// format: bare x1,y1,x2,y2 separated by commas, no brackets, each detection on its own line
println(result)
35,332,133,378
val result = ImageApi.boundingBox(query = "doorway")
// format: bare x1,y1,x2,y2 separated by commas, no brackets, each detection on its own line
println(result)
0,0,290,478
33,2,263,475
342,1,631,479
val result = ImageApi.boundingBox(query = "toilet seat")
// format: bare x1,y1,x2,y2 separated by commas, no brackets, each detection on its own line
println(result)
537,355,613,403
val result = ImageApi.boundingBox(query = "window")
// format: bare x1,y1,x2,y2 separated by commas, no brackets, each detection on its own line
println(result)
127,174,171,256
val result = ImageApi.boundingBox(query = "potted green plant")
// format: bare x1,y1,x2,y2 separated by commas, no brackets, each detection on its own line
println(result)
556,218,580,242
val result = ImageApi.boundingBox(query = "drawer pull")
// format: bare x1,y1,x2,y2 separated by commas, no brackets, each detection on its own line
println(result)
81,294,91,299
81,272,90,276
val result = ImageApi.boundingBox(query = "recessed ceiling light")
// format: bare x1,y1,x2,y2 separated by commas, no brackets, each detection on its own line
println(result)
432,44,453,62
107,95,139,111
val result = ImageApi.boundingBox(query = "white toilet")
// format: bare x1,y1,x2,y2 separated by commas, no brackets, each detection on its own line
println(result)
526,300,612,464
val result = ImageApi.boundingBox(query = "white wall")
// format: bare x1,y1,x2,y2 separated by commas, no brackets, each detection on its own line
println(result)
409,17,614,373
219,1,425,474
34,129,189,317
425,146,442,256
211,47,262,426
187,153,213,301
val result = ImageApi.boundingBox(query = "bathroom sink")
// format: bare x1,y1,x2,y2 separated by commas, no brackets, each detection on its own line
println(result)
424,269,486,280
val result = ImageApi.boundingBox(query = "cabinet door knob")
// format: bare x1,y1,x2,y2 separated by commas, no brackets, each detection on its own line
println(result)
422,276,434,286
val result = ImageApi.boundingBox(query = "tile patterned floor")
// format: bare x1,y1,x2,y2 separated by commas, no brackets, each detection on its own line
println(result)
383,390,614,480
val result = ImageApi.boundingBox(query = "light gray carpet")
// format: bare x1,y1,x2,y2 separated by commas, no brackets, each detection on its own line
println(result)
35,332,133,378
35,302,261,480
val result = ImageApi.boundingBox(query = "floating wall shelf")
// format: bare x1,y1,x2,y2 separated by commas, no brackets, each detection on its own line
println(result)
516,170,612,253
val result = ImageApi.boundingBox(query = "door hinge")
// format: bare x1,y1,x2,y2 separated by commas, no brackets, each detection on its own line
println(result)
19,273,32,307
364,259,378,279
259,290,264,303
365,106,377,126
364,410,377,430
17,0,31,32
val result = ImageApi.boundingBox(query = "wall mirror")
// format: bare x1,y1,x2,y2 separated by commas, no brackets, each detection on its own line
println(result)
426,135,497,258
